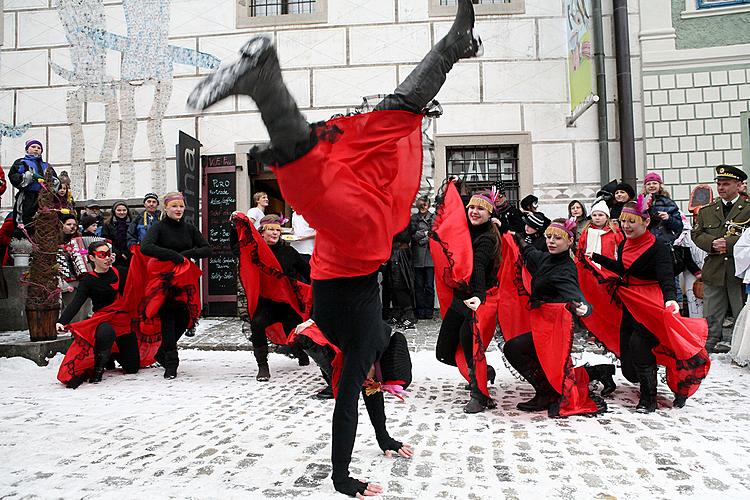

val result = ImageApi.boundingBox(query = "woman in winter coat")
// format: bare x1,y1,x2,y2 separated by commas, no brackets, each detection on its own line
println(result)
568,200,589,246
642,172,683,244
101,201,132,290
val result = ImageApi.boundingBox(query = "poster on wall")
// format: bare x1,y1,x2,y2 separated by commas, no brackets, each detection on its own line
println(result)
176,131,201,227
566,0,594,113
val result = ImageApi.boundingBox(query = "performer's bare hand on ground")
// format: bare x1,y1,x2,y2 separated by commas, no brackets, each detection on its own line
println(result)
464,296,481,311
384,443,413,459
356,482,383,498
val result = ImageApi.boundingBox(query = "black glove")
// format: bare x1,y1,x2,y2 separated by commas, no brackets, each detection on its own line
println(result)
332,476,368,497
376,435,404,454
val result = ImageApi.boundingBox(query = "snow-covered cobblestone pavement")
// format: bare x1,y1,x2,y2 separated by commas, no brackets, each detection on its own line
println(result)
2,341,750,499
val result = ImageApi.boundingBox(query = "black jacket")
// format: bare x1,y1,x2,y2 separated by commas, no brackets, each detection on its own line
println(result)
141,217,211,263
269,240,311,283
59,269,119,325
522,244,589,312
592,237,677,302
466,221,499,302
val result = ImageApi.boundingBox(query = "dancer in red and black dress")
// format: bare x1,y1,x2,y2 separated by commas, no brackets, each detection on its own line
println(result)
432,187,501,414
56,241,139,387
504,219,604,417
188,0,481,495
140,192,211,379
584,199,711,412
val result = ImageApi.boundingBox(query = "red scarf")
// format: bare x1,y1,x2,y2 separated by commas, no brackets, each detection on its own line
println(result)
621,230,655,269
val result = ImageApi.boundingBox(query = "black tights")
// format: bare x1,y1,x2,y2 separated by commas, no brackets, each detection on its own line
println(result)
159,300,189,353
435,306,474,368
249,299,302,350
94,324,140,373
620,308,659,383
312,273,391,497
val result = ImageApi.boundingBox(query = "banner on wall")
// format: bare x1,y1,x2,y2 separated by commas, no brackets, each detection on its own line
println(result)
176,131,201,227
565,0,595,113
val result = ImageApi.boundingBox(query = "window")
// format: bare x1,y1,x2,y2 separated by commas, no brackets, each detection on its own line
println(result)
429,0,524,16
697,0,750,8
446,145,521,205
237,0,327,28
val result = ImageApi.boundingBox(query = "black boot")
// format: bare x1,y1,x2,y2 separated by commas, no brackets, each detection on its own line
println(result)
292,345,310,366
375,0,482,113
163,350,179,380
516,365,558,412
463,369,497,414
313,385,334,400
187,36,312,165
585,364,617,397
464,364,495,390
673,393,687,408
90,347,111,384
635,365,658,413
254,343,270,382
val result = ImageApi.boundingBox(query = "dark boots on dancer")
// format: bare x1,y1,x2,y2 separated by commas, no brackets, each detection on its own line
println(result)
463,368,497,414
254,344,270,382
635,365,658,413
374,0,482,113
464,364,495,390
584,364,617,396
515,363,558,412
91,346,110,384
163,351,179,380
187,36,312,165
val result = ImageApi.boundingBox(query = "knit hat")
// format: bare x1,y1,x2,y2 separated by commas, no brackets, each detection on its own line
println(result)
520,194,538,212
143,192,159,204
111,201,130,221
590,199,610,217
80,213,98,231
615,182,636,200
643,172,663,185
379,331,412,390
523,211,550,231
25,139,43,152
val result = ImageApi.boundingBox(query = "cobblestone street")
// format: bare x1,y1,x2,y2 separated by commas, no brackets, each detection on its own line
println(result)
2,318,749,499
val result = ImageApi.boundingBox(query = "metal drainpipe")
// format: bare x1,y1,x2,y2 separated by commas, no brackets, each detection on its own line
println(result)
591,0,610,184
613,0,637,188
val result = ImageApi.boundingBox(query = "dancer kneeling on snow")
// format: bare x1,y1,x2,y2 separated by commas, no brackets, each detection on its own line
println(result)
584,198,710,412
231,212,311,381
56,241,139,387
432,187,501,414
140,192,211,379
505,218,605,417
187,0,481,495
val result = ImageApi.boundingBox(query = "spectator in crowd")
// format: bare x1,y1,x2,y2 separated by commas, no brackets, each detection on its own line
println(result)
522,211,550,251
247,191,269,228
8,139,58,235
410,196,435,320
0,164,6,197
290,209,315,266
611,182,636,221
730,222,750,366
383,227,416,329
54,171,76,212
101,201,132,290
642,172,683,244
493,190,525,233
127,193,160,247
674,215,705,318
83,201,104,230
57,212,86,294
520,194,538,214
692,165,750,353
568,200,588,244
80,214,99,238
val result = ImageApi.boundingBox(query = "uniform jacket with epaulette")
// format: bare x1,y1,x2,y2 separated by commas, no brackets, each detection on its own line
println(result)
692,197,750,286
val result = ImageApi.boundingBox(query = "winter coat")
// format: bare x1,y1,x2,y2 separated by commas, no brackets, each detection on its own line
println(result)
8,155,58,227
409,211,434,268
648,194,683,244
127,210,161,247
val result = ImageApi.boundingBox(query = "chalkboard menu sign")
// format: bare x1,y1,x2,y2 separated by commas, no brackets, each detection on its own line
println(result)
202,155,238,307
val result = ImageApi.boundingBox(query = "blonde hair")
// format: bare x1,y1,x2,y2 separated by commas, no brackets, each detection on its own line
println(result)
253,191,267,206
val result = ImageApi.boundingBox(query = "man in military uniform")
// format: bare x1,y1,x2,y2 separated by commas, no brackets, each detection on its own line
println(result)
692,165,750,353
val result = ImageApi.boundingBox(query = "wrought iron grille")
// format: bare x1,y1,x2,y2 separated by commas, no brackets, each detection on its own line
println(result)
446,145,520,206
250,0,316,16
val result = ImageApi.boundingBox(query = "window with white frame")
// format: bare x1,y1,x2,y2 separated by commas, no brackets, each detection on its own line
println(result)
429,0,524,16
697,0,750,8
237,0,327,28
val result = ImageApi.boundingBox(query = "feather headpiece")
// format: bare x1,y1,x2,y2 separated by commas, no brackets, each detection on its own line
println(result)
545,217,577,239
620,193,652,220
466,187,501,213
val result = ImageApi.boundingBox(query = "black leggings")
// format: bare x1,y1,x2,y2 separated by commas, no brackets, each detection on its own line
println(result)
249,299,302,349
435,306,474,368
620,308,659,383
94,324,140,373
159,300,189,353
312,273,390,492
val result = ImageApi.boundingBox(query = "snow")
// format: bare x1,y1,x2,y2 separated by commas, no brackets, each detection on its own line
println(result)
1,349,749,499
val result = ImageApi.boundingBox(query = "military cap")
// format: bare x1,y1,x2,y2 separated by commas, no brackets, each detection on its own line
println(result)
715,165,747,181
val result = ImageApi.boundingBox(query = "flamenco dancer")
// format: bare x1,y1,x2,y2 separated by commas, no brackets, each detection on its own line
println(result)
187,0,482,495
432,186,501,414
504,218,604,417
140,192,211,379
56,241,139,387
232,212,311,381
584,198,710,412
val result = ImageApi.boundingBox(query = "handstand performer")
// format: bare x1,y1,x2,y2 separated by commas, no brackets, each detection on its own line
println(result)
188,0,482,495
